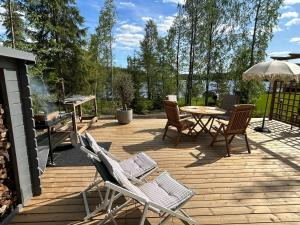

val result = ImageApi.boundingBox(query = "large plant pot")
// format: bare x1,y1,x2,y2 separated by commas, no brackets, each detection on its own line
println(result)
116,108,133,124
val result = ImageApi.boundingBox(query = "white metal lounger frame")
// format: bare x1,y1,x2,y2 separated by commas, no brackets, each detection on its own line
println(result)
79,145,158,220
98,180,198,225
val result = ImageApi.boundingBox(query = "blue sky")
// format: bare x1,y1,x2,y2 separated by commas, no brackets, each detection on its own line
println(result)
77,0,300,67
1,0,300,67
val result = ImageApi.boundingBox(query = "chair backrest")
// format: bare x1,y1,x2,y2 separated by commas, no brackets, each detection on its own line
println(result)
226,104,255,134
220,95,240,114
163,100,181,127
78,135,118,184
166,95,177,102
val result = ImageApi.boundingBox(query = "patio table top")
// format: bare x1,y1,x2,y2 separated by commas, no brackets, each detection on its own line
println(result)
180,106,226,116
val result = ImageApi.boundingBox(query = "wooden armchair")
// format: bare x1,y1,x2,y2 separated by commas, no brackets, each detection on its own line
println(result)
210,104,255,157
162,100,195,146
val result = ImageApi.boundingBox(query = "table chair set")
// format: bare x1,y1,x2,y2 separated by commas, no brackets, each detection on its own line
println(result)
163,95,255,157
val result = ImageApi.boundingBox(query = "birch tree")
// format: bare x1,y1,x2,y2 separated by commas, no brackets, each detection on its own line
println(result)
96,0,116,98
140,20,159,100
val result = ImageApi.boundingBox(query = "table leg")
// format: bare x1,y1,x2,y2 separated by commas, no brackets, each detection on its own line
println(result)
199,116,214,136
78,105,83,122
94,97,98,118
192,114,203,138
73,105,78,134
47,127,55,166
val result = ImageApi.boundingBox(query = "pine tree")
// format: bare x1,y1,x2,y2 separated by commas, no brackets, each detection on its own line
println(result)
25,0,87,94
0,0,26,49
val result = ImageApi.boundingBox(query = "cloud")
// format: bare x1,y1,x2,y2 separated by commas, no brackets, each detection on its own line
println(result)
115,33,144,47
119,24,143,33
284,0,300,5
280,11,298,19
0,6,5,14
285,18,300,26
119,2,136,7
290,37,300,43
162,0,185,4
157,16,175,33
268,51,290,57
141,16,153,22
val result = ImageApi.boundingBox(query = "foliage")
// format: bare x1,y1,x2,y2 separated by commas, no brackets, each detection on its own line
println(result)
0,0,26,49
112,73,135,111
0,0,284,115
95,0,116,98
25,0,87,95
140,20,159,100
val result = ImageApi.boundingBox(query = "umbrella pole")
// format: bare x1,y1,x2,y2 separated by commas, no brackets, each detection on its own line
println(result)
254,82,271,133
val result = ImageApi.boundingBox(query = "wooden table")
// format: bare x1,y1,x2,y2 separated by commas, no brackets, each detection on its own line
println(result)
180,106,226,137
64,95,97,133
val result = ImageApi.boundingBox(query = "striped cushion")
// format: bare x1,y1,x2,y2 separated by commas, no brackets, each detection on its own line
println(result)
85,132,104,154
97,150,149,201
139,172,193,210
119,152,157,178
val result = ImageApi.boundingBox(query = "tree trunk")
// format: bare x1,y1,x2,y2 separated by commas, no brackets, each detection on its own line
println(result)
8,0,15,49
205,21,213,106
109,27,113,98
186,3,197,106
176,26,181,99
146,70,151,100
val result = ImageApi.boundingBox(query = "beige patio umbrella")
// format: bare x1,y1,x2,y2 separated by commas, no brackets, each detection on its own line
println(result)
242,60,300,133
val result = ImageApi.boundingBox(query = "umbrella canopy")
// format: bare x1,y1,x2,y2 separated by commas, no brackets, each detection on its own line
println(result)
242,60,300,83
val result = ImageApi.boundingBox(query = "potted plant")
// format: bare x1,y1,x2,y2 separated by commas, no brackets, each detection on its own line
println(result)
113,73,135,124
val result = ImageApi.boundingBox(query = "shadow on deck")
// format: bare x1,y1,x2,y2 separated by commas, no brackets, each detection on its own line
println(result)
11,118,300,225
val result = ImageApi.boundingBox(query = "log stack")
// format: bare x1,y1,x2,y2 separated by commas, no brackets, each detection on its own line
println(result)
0,104,16,220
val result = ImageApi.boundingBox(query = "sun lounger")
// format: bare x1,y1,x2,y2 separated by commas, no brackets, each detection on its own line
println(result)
96,148,198,225
78,132,158,220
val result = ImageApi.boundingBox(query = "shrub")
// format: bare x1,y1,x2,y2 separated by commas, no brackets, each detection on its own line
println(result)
113,73,135,110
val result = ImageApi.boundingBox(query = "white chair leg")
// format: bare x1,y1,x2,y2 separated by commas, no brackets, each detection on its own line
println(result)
139,203,149,225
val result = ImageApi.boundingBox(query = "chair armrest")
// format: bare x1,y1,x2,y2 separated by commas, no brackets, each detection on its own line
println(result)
179,114,191,119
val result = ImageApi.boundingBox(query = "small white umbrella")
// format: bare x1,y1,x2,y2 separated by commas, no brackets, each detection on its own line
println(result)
243,60,300,83
242,60,300,133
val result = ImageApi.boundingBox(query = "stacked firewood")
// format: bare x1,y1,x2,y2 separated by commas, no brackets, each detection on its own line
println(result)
0,104,15,219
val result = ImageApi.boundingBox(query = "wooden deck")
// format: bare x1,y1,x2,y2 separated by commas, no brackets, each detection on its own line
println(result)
11,118,300,225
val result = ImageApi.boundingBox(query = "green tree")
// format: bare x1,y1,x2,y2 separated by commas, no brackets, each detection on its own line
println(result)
25,0,87,94
172,3,186,98
232,0,283,102
140,20,159,100
184,0,199,105
0,0,26,49
95,0,116,98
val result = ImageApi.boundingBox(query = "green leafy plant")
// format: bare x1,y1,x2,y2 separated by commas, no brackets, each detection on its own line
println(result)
113,73,135,111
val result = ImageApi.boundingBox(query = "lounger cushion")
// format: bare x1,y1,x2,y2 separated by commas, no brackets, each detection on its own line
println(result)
119,152,157,178
97,151,149,201
139,172,193,210
85,132,104,154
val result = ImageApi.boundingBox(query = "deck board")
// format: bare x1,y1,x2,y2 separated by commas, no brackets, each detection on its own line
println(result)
11,118,300,225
